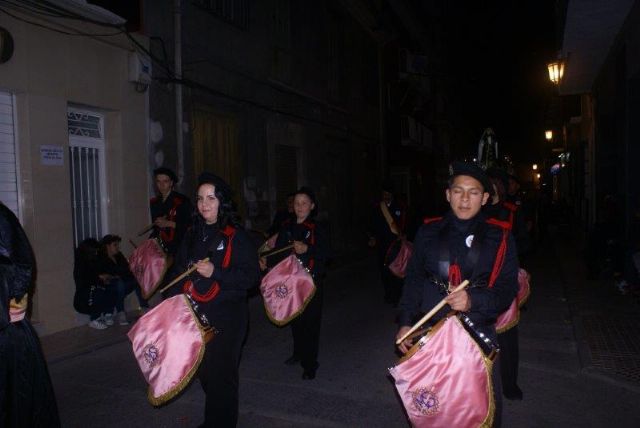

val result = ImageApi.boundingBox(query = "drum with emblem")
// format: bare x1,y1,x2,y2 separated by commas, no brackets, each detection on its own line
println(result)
260,254,316,326
127,293,215,406
129,238,170,299
389,314,497,428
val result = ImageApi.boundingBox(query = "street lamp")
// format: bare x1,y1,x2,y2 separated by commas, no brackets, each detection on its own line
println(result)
532,164,538,170
545,130,553,141
547,60,564,85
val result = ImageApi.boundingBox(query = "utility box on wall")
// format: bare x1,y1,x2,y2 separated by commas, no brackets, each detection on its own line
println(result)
128,51,151,84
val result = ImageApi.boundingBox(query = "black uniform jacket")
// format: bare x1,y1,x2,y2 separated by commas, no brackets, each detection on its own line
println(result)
269,218,328,279
0,203,34,330
399,211,518,338
150,191,193,255
165,220,259,321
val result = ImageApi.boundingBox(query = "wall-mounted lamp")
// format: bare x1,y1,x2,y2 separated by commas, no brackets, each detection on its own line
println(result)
532,164,538,170
547,59,564,85
545,130,553,141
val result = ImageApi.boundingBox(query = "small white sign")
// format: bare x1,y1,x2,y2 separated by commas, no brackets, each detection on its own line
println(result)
40,145,64,166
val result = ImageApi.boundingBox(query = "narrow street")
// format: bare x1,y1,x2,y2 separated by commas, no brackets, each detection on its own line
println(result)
46,224,640,427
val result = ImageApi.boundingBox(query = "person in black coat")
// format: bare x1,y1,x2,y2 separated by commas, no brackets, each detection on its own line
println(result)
162,172,259,428
149,167,193,256
396,162,519,427
0,202,61,427
261,187,329,380
367,181,407,305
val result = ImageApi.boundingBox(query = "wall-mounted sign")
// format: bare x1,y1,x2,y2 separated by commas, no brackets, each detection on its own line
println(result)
40,145,64,166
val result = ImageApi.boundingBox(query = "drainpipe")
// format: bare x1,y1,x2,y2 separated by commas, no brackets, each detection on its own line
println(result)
174,0,184,186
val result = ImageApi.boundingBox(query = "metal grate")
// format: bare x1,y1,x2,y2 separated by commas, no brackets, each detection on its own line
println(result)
582,315,640,383
69,146,103,248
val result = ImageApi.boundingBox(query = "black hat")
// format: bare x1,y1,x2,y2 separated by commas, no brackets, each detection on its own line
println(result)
101,234,122,246
486,167,510,191
197,172,233,200
381,179,394,194
153,167,178,183
449,161,491,193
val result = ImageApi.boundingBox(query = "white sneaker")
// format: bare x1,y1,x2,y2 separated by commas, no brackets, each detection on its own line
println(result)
117,312,129,326
88,319,108,330
102,313,115,326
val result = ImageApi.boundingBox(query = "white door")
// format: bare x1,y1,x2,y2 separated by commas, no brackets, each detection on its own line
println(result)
68,107,108,248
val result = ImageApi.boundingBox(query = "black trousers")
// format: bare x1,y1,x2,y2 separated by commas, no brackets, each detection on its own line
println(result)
492,355,503,428
291,284,323,372
0,320,61,428
497,326,520,395
198,301,248,428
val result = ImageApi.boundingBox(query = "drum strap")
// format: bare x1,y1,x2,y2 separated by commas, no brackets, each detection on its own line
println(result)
437,220,487,288
159,195,184,244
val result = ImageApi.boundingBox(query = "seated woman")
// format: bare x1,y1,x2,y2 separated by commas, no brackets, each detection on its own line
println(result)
73,238,117,330
97,234,148,325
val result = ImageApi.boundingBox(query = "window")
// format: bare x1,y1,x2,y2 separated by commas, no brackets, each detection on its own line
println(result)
194,0,249,29
0,91,19,217
68,108,107,248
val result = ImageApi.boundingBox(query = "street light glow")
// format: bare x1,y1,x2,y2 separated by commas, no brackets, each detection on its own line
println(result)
532,164,538,170
545,130,553,141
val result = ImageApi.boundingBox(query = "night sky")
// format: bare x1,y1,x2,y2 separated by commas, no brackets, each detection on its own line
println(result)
443,1,557,164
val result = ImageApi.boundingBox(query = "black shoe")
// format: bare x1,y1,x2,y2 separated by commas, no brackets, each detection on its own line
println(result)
503,386,523,400
284,355,300,366
302,369,316,380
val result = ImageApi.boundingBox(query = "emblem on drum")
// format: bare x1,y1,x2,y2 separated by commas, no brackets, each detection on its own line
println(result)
275,283,289,299
142,343,160,368
411,386,440,416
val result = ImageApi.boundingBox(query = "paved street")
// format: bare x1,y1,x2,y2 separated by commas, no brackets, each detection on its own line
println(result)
45,225,640,427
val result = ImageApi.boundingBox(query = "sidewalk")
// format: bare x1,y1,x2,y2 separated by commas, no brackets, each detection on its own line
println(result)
555,224,640,390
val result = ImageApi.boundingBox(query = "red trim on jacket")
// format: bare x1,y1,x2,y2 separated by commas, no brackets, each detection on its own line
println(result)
423,216,443,225
486,219,510,288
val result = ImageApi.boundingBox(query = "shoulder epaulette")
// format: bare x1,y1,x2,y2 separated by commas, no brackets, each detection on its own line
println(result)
486,218,512,230
423,216,443,225
503,201,518,212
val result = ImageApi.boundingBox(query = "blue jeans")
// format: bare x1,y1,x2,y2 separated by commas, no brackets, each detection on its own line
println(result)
107,276,148,312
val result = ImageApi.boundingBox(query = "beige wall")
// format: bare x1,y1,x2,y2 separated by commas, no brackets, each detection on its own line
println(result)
0,13,150,334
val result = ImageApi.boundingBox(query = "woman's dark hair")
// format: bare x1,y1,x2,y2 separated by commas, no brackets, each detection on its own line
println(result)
294,186,318,218
100,234,122,246
196,172,241,229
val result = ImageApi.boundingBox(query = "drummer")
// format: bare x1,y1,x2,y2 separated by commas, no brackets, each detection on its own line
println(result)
396,161,518,426
149,167,193,255
260,187,329,380
162,172,259,427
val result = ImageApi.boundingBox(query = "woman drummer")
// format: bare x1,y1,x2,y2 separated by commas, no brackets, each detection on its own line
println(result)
261,187,329,380
163,172,259,427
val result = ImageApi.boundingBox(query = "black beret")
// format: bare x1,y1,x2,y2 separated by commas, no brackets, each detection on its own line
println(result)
449,161,492,193
153,167,178,183
197,172,233,200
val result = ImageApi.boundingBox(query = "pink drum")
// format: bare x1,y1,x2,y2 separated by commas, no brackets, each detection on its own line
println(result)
516,268,531,308
387,239,413,279
260,254,316,326
389,316,496,428
127,294,214,406
495,298,519,334
9,296,27,323
129,239,169,299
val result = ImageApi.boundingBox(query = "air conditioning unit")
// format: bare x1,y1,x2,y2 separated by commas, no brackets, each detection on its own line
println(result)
128,52,152,85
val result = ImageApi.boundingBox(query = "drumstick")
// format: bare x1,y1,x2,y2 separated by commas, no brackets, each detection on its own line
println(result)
159,257,210,294
137,224,154,236
395,280,469,345
259,244,294,258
